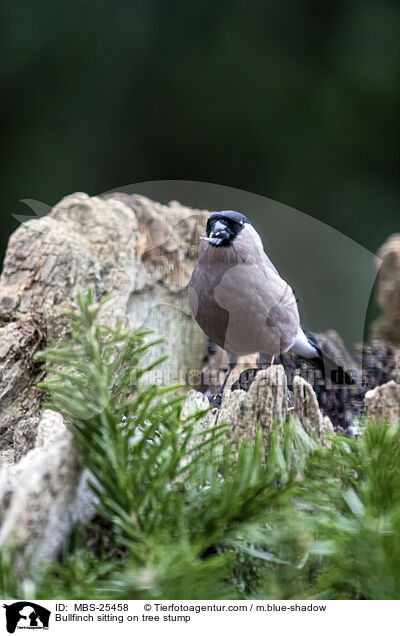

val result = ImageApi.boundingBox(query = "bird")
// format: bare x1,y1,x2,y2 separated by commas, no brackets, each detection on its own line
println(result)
188,210,353,384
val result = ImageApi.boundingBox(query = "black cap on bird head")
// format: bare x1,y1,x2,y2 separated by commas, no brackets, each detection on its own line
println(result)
202,210,251,247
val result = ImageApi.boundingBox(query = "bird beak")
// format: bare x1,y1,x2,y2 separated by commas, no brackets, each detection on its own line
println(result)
211,221,230,239
200,220,230,245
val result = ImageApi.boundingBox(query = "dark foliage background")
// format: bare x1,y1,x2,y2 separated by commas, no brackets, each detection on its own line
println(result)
1,0,399,265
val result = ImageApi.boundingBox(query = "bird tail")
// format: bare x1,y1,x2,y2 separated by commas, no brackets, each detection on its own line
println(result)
292,329,355,386
304,332,355,386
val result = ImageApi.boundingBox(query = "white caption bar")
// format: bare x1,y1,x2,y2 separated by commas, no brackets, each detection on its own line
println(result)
1,599,396,635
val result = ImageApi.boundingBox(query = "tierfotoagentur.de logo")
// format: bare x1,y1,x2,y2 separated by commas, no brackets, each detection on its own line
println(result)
2,602,51,633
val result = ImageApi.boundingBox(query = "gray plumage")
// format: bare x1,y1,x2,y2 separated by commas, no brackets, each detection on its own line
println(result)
189,215,315,360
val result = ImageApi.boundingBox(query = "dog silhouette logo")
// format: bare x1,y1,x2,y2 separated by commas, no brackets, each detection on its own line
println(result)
2,602,50,633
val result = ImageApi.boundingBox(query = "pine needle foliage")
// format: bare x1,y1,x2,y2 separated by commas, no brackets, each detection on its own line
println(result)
1,290,400,600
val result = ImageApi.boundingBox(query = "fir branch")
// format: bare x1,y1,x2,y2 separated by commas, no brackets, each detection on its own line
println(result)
1,289,399,601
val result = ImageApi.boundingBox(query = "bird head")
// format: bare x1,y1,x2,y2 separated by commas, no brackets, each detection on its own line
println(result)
201,211,250,247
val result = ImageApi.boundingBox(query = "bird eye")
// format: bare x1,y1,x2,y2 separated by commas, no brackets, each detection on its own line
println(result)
240,220,244,226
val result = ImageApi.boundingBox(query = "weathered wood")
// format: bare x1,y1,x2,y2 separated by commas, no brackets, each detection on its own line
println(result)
371,233,400,345
364,380,400,425
0,192,209,571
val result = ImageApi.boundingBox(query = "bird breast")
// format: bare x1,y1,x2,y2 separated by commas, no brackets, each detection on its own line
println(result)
189,240,300,355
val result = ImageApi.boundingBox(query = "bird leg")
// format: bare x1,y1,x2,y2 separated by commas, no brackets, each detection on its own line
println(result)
227,351,238,372
213,352,238,405
257,352,275,369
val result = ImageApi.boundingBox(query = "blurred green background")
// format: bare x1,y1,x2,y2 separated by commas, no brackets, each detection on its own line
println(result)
1,0,399,266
